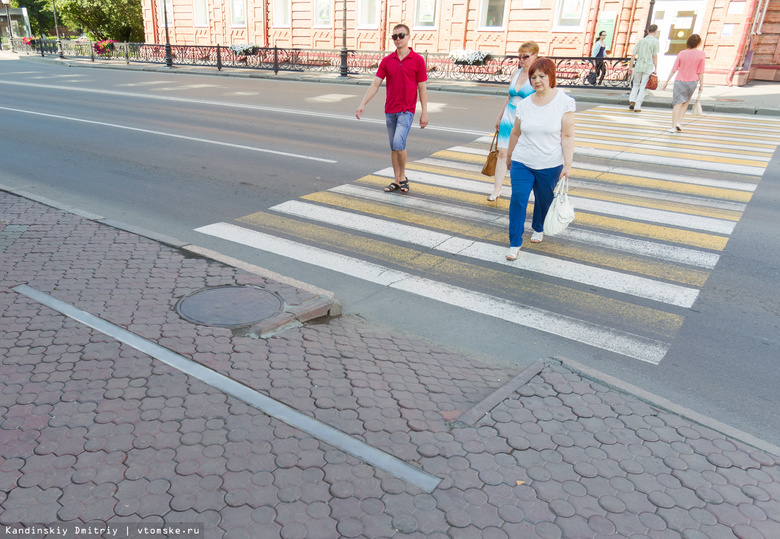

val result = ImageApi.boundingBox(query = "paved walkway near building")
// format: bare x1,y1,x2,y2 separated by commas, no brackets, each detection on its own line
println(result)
2,185,780,537
3,48,780,116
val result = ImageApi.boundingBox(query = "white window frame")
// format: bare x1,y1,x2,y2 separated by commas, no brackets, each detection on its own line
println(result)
158,0,173,27
231,0,247,27
479,0,508,30
314,0,332,28
357,0,379,29
273,0,290,27
415,0,437,28
553,0,587,32
193,0,209,27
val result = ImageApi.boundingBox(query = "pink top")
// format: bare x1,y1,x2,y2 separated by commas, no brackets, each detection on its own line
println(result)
671,49,706,82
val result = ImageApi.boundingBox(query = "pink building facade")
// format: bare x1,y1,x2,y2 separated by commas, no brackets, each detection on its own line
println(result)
141,0,780,84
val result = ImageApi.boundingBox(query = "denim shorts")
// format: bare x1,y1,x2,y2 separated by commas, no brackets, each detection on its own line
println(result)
385,111,414,151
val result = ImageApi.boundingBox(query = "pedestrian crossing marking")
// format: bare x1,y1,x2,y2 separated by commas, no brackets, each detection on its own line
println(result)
301,190,710,287
356,175,730,251
217,215,686,335
196,222,675,365
195,105,779,364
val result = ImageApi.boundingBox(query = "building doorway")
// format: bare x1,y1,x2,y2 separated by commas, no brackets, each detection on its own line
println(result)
653,0,705,78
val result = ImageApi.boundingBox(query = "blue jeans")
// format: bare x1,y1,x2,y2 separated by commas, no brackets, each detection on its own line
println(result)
385,111,414,151
509,161,562,247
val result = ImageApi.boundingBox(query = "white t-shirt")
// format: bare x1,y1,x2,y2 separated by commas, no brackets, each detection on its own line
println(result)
511,90,576,170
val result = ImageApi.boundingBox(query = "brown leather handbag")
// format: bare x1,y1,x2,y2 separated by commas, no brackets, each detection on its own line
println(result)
481,131,499,176
646,73,658,91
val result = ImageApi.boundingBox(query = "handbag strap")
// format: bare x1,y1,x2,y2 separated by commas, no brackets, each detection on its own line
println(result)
554,176,569,196
490,131,498,152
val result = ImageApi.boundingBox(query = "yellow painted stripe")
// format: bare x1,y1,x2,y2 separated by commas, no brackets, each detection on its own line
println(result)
357,175,729,250
580,141,770,167
237,210,685,337
569,187,743,221
591,107,780,127
303,190,711,287
424,153,755,203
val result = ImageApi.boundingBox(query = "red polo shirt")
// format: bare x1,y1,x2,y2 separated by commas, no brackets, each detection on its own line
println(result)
376,48,428,114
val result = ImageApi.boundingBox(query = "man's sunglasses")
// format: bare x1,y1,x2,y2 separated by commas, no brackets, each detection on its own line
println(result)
391,33,407,40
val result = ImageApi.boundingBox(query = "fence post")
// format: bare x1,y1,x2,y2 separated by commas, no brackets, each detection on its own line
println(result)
40,37,45,57
217,45,222,71
274,47,279,74
125,42,130,64
91,42,94,62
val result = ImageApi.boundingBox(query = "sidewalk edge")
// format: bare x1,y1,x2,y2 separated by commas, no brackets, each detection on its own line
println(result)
551,356,780,457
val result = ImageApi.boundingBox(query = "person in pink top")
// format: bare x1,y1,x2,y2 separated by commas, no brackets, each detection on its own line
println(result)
662,34,706,133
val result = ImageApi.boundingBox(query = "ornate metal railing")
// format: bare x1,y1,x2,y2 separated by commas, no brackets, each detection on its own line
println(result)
11,38,631,88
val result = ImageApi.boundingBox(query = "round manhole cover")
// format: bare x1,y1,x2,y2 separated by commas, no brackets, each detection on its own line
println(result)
176,285,283,328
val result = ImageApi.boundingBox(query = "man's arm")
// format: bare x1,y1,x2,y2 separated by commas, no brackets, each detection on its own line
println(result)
418,81,428,129
356,76,383,119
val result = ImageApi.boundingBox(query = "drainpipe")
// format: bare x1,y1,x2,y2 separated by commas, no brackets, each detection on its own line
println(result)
621,0,640,58
755,0,769,33
381,0,389,50
150,0,159,44
462,0,471,49
585,0,602,55
263,0,269,47
727,0,760,86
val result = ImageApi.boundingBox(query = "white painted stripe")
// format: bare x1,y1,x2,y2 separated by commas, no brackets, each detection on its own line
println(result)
577,134,776,156
378,168,736,234
0,81,487,137
419,157,758,192
0,105,337,163
271,200,701,308
12,284,441,493
575,115,780,140
194,223,670,364
332,184,721,269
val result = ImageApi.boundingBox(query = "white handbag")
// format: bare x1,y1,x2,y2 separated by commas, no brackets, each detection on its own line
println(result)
543,176,575,236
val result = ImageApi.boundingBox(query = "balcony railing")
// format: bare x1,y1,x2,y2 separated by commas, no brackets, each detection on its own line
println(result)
11,39,632,89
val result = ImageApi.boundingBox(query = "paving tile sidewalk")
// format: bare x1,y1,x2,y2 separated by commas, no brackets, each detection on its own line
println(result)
1,190,780,538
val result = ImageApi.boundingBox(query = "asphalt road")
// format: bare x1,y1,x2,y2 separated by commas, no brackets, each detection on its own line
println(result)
1,59,778,447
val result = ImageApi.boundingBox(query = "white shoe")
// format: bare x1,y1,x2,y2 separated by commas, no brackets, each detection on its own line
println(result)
506,246,521,261
676,123,682,132
667,128,676,133
530,231,543,243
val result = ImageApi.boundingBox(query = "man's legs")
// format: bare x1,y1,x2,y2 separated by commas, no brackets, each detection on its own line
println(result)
391,149,407,184
630,71,651,110
385,111,414,191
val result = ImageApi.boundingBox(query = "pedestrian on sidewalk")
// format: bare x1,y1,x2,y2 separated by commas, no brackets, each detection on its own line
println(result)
504,58,576,261
628,24,660,113
591,31,608,85
356,23,429,194
662,34,706,133
488,41,538,202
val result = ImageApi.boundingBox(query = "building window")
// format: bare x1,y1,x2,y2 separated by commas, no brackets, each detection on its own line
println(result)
315,0,332,27
480,0,506,28
416,0,437,27
274,0,290,27
193,0,208,27
158,0,173,27
358,0,379,28
554,0,586,32
231,0,246,27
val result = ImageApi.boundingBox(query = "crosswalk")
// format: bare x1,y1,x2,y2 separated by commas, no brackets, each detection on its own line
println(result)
196,105,780,365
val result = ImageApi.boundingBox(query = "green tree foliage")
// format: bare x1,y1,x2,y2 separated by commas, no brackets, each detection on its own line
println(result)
12,1,54,37
57,0,143,42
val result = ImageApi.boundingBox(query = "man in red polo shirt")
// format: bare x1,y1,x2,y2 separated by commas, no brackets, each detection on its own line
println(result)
356,24,429,193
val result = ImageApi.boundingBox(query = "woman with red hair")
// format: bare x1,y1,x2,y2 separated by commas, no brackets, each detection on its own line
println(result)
504,58,576,261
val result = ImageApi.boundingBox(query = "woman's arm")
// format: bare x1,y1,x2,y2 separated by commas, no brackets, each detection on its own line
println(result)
560,111,575,180
506,119,521,169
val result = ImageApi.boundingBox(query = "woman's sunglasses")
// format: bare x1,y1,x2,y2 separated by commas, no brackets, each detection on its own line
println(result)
519,54,534,60
391,33,407,40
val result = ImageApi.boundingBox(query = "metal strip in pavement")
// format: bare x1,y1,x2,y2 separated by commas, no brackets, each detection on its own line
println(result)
12,284,442,493
270,200,701,308
194,223,672,364
330,184,722,269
